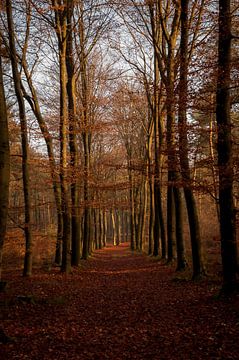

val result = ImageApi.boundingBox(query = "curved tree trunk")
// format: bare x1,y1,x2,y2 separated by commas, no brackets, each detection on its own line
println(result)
7,0,33,276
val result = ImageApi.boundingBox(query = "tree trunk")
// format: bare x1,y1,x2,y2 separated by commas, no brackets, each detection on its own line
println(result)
94,209,99,250
0,52,10,281
79,4,91,259
103,210,107,247
178,0,204,277
146,127,154,255
111,210,116,246
7,0,33,276
216,0,238,292
166,67,177,263
82,136,91,259
153,57,166,258
121,209,125,243
136,184,143,250
66,1,81,266
167,184,175,262
54,1,71,273
140,177,148,252
173,187,187,270
148,173,154,255
209,110,220,221
116,210,121,245
128,156,136,250
98,209,102,249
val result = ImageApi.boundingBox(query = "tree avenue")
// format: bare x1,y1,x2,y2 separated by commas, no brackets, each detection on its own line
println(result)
0,0,238,293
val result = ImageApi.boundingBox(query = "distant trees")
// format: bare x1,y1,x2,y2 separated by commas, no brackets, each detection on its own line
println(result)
113,0,207,275
1,0,116,273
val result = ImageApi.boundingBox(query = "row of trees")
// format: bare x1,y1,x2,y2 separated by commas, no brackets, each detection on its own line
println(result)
0,0,238,292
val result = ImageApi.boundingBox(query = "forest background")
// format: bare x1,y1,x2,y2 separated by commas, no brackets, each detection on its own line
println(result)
0,0,238,293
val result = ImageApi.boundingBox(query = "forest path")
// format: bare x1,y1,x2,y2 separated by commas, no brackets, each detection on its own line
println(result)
1,243,239,360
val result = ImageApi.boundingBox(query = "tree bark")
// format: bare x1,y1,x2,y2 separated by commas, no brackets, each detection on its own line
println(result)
0,52,10,281
148,173,154,255
111,210,116,246
103,210,107,247
116,210,121,245
140,177,148,252
166,57,178,263
216,0,238,292
53,0,71,273
153,58,166,259
148,1,169,259
78,3,91,259
66,0,81,266
129,157,136,250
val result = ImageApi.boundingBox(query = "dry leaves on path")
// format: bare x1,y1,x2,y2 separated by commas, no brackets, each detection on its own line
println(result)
0,243,239,359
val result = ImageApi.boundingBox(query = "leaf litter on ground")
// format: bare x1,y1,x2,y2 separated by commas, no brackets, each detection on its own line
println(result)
0,243,239,360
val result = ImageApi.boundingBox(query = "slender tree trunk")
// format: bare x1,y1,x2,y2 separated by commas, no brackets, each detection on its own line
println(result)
146,129,154,255
97,209,101,249
136,184,143,250
79,6,91,259
166,65,177,263
216,0,238,292
7,0,33,276
111,210,116,246
148,173,154,255
135,194,139,251
121,209,125,243
178,0,203,276
209,108,220,220
103,210,107,247
153,58,166,258
82,136,90,259
0,53,10,281
116,210,121,245
167,183,175,262
128,155,136,250
140,177,148,252
94,209,99,250
66,1,81,266
173,187,187,270
54,1,71,273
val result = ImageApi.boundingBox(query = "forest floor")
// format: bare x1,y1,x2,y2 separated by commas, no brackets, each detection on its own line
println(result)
0,243,239,360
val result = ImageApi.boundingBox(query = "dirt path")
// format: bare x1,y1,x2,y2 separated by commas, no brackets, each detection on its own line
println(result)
1,243,239,359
